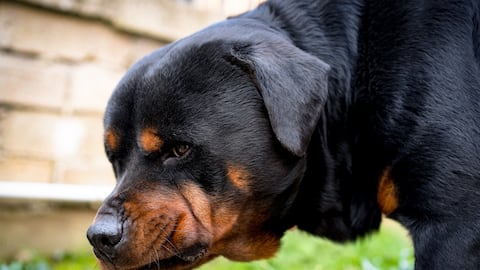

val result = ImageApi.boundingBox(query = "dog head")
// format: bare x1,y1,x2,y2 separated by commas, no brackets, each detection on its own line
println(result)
87,18,329,270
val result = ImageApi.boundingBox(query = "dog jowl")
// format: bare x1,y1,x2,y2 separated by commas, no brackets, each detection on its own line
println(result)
87,0,480,269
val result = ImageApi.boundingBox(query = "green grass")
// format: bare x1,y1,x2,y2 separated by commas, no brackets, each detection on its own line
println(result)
0,252,97,270
199,220,414,270
1,220,413,270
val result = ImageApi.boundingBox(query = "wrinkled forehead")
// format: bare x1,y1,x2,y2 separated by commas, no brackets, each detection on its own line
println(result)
103,41,261,144
104,18,276,124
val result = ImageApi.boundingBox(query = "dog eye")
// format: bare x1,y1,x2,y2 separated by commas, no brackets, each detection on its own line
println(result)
172,144,190,158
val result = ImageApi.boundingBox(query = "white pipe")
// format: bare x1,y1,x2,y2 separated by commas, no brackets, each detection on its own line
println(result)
0,181,113,203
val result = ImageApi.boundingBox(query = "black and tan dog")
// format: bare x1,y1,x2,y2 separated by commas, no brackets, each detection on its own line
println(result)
87,0,480,269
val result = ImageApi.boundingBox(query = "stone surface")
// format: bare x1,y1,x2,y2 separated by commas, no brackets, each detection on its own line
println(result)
0,157,52,183
0,0,260,257
0,206,97,258
69,64,124,113
1,111,61,159
0,1,140,67
0,53,68,110
18,0,232,41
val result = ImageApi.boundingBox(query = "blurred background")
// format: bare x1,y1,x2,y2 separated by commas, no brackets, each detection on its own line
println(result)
0,0,413,269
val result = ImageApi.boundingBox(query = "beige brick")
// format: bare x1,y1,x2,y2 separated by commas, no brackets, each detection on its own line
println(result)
0,110,113,183
22,0,111,17
74,115,106,159
192,0,262,15
0,209,97,258
13,0,261,44
111,0,219,41
0,53,68,109
1,111,60,158
69,64,124,113
0,1,133,67
54,115,114,185
0,157,52,183
62,157,115,186
0,112,94,160
126,38,165,67
21,0,225,41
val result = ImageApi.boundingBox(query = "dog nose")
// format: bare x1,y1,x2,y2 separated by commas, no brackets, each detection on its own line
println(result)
87,216,122,260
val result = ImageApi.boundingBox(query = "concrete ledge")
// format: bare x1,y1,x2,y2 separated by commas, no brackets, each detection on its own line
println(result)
0,207,97,259
0,181,112,203
0,182,112,258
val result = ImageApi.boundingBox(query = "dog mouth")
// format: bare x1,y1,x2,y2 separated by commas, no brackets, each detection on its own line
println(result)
134,245,209,270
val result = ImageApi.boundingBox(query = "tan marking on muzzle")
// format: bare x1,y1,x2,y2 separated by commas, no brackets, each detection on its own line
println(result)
179,182,212,228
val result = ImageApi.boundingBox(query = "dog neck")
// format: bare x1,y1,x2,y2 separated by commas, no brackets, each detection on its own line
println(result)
241,0,383,241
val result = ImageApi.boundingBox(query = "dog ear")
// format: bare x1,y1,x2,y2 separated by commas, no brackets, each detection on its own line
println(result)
226,39,330,157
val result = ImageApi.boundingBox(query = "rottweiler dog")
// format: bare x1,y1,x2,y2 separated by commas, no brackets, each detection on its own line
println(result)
87,0,480,269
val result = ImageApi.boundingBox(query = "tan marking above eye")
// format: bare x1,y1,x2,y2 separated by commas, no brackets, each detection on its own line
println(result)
377,167,398,215
105,128,119,152
139,128,164,153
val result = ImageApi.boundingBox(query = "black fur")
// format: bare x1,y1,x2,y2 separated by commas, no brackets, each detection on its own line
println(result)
89,0,480,269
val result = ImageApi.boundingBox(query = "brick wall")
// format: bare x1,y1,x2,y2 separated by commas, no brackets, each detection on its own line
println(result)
1,1,152,187
0,0,261,188
0,0,262,257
